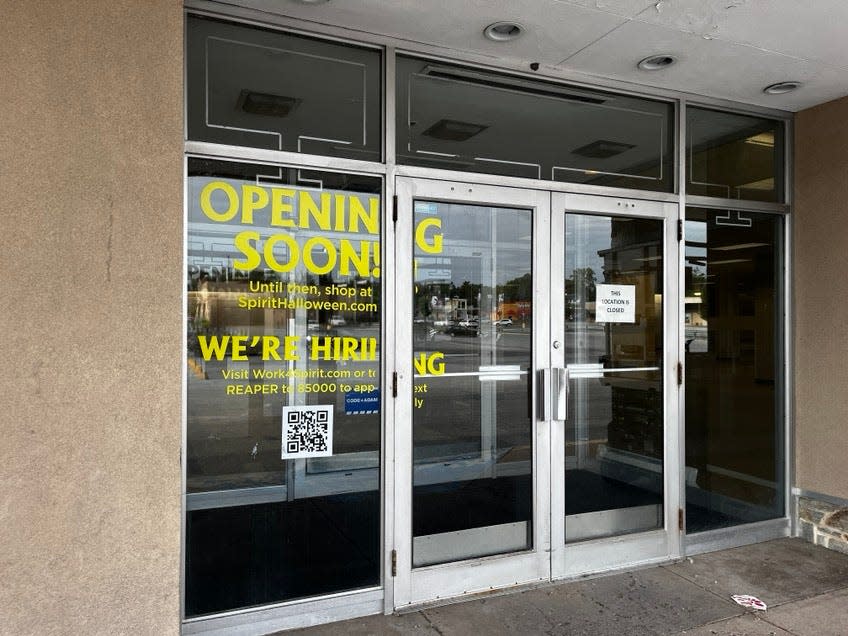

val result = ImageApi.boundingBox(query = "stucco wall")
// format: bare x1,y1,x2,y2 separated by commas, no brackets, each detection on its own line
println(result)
0,2,183,634
794,96,848,500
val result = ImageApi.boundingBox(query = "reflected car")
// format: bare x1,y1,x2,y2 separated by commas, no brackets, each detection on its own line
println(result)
328,316,347,327
447,319,480,336
494,317,513,326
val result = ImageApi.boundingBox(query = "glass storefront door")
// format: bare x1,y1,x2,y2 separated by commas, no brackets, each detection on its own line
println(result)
393,178,552,607
393,181,679,607
549,194,679,577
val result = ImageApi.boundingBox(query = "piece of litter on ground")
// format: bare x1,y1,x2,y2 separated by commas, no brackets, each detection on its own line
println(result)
731,594,767,610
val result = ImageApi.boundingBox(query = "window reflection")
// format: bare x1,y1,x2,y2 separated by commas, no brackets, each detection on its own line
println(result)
186,16,382,161
685,208,784,532
184,159,382,616
564,214,664,542
397,57,674,192
412,201,533,566
687,107,784,203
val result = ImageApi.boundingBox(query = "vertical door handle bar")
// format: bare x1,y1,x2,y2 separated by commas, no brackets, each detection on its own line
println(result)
553,367,569,421
536,369,550,421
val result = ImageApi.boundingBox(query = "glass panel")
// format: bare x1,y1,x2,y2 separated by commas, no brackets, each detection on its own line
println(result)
186,15,381,161
563,214,664,542
684,208,784,532
185,159,381,616
412,200,533,566
687,107,784,203
397,57,674,193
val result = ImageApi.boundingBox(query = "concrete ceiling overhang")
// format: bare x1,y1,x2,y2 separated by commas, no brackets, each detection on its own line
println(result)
224,0,848,112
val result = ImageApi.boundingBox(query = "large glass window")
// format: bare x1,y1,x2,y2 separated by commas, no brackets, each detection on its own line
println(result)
684,208,784,532
185,159,382,616
687,107,784,203
396,57,674,192
186,16,382,161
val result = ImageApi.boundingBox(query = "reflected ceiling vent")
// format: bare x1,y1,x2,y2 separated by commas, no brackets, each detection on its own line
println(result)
237,90,301,118
483,22,524,42
712,242,769,251
420,65,607,104
422,119,488,141
763,81,801,95
572,140,635,159
637,54,677,71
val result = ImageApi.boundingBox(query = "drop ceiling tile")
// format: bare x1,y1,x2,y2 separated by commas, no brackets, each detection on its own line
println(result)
560,20,848,110
633,0,848,70
240,0,627,65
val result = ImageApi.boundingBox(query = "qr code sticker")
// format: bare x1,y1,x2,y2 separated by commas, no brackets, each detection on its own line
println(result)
281,405,334,459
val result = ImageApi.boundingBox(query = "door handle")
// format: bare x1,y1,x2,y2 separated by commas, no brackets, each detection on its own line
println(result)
552,367,569,421
536,369,550,422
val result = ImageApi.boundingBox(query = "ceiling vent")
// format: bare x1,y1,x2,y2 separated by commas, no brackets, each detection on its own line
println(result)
237,90,301,118
572,140,635,159
422,119,488,142
420,65,607,105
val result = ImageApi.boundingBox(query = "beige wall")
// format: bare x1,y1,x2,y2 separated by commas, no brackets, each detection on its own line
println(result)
0,2,183,634
794,96,848,500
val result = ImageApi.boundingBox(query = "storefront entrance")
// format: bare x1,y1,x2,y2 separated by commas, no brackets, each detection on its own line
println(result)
392,178,679,608
181,12,790,631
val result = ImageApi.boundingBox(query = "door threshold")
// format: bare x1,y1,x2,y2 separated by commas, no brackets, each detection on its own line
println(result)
394,578,549,615
395,553,684,615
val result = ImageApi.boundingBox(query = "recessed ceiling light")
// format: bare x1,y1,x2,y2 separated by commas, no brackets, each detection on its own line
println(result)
637,54,677,71
484,22,523,42
763,81,801,95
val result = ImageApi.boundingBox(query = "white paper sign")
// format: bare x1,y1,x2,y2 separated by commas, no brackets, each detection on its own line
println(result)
595,284,636,323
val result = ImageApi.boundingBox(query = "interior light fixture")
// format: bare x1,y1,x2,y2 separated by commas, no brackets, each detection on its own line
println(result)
744,132,775,147
484,22,524,42
237,90,300,118
637,54,677,71
763,81,801,95
422,119,488,141
573,139,635,159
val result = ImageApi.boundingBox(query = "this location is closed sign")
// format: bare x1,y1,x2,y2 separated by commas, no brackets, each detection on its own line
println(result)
595,284,636,323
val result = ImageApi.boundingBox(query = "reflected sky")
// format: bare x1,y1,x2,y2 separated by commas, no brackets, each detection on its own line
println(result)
565,215,608,279
414,201,532,287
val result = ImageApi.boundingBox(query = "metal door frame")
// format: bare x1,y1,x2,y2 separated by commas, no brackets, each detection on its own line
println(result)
548,192,682,579
392,176,552,609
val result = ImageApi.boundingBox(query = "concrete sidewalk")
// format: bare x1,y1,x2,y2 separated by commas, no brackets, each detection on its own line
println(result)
285,539,848,635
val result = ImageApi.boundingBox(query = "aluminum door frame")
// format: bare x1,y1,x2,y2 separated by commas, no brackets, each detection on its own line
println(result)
549,192,682,579
392,176,552,609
